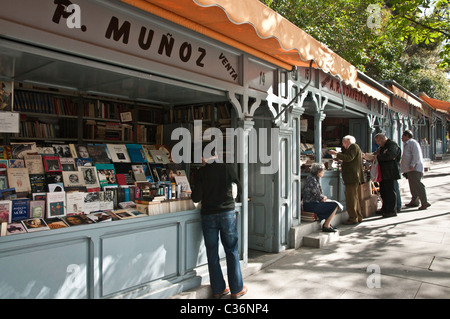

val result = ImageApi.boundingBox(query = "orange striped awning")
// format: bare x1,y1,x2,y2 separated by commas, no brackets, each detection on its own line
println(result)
120,0,360,90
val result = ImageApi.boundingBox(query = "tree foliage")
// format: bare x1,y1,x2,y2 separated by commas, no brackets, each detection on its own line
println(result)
259,0,450,101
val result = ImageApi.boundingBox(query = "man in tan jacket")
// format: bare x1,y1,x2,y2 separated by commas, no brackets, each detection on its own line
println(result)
329,135,365,224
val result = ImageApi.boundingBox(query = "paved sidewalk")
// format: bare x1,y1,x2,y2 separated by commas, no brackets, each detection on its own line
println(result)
171,159,450,299
239,160,450,299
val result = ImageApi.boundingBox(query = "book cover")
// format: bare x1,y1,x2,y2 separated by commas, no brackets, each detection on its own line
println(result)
7,167,31,193
0,159,8,170
10,142,37,159
126,144,147,163
32,192,47,201
29,174,46,193
149,149,170,164
8,159,24,168
75,158,93,167
131,164,148,182
24,154,44,174
52,144,72,157
36,146,56,155
0,175,8,190
21,218,49,232
95,163,118,188
112,209,135,219
106,144,131,163
48,183,64,192
60,157,76,171
155,166,170,183
174,175,192,192
0,145,11,159
68,144,78,158
66,191,85,215
0,188,17,200
142,145,156,163
87,211,112,223
46,191,66,218
62,171,85,188
43,155,62,172
0,200,12,223
84,192,100,214
29,200,45,219
63,214,94,226
99,190,114,211
45,217,69,230
78,166,100,190
87,145,111,163
114,163,134,185
6,221,27,235
11,198,30,222
74,144,90,158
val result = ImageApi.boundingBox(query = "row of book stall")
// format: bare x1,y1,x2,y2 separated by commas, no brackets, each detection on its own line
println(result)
0,0,449,299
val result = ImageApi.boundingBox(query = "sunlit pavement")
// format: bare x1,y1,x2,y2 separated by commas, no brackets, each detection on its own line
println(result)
240,160,450,299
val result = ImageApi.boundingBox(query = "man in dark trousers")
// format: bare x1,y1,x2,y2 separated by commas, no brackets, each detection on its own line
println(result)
374,133,402,218
191,155,247,299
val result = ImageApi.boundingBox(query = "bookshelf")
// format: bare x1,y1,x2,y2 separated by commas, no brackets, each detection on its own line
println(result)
3,85,165,145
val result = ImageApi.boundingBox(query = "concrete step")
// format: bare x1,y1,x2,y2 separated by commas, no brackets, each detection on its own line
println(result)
302,230,340,248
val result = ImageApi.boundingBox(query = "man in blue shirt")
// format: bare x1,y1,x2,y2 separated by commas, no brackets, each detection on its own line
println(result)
401,130,431,210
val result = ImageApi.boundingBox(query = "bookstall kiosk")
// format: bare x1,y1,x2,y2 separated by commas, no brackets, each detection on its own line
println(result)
0,0,254,299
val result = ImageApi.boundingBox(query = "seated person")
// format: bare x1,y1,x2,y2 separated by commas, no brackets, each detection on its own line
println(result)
302,163,340,232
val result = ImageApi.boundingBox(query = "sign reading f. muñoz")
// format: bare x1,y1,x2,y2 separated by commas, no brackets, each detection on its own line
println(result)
171,120,279,175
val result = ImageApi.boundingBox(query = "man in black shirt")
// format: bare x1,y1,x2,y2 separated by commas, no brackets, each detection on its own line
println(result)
374,133,402,218
191,155,247,299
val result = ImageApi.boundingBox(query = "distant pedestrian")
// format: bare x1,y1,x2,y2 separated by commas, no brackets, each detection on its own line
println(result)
401,130,431,210
328,135,365,225
374,133,401,218
191,155,247,299
302,163,341,232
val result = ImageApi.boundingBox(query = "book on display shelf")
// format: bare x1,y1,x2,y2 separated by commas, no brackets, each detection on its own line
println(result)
6,222,27,235
66,191,85,215
21,218,49,232
10,142,37,159
46,191,66,218
74,144,90,159
29,174,46,193
43,155,62,173
106,144,131,163
7,167,31,194
0,200,12,223
84,192,100,214
126,144,147,163
62,171,85,188
60,157,77,171
95,163,118,188
11,198,30,222
78,166,100,190
45,217,69,229
52,144,72,158
62,214,94,227
24,154,45,175
29,200,45,219
0,175,8,190
87,211,112,223
87,145,110,163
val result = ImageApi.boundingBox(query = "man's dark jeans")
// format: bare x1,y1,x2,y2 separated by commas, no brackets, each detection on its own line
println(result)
201,210,243,295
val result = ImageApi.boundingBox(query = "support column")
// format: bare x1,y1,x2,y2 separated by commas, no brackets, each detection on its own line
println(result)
314,111,326,163
312,93,328,163
236,118,254,265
